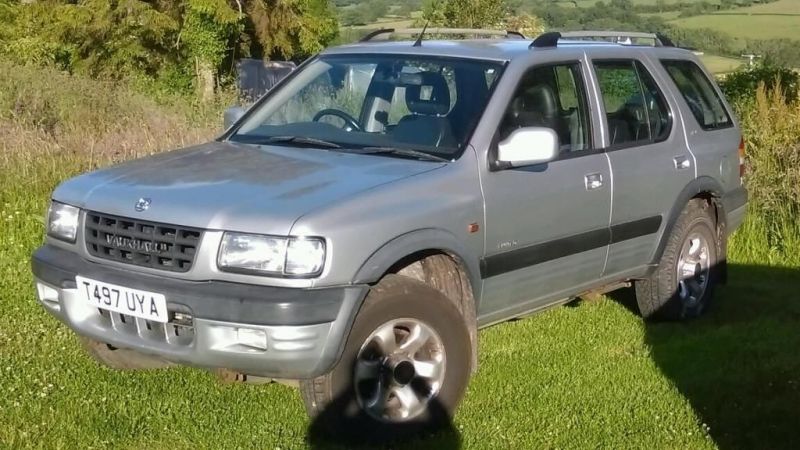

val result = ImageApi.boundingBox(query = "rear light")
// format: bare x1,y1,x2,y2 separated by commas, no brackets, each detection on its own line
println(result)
738,137,746,179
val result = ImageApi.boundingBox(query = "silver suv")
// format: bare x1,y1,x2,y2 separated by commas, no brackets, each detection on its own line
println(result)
32,29,747,437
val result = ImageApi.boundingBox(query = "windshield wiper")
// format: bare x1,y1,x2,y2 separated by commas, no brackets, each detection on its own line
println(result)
263,135,342,149
350,146,451,163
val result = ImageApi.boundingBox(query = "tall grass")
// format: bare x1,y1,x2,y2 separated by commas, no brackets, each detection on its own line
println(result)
0,61,230,193
729,82,800,266
0,62,231,287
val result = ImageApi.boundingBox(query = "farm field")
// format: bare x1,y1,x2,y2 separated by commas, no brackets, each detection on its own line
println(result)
670,0,800,41
698,54,743,73
671,14,800,41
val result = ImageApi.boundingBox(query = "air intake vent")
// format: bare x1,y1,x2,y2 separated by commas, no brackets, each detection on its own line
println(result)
85,212,202,272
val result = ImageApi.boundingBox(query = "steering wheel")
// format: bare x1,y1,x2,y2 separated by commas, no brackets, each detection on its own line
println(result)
313,109,362,131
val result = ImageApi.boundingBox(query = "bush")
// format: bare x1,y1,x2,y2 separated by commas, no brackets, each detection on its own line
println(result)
735,82,800,258
720,63,800,106
0,60,227,197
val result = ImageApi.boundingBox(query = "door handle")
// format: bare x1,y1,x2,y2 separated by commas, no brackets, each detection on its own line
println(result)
674,155,691,170
585,173,603,190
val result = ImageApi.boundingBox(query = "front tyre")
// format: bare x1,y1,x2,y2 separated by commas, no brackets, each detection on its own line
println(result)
300,275,471,441
636,199,719,320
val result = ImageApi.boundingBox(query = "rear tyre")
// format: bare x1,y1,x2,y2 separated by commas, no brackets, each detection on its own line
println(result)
300,275,471,442
635,199,719,321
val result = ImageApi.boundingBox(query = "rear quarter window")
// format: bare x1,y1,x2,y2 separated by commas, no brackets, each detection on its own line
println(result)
661,59,732,130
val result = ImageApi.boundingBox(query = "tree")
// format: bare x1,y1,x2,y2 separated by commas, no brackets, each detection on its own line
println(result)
0,0,339,99
505,14,545,37
2,0,178,75
421,0,507,28
242,0,338,60
182,0,242,101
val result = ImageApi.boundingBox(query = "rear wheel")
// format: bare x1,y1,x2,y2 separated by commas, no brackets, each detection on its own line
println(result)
300,275,471,441
636,199,720,320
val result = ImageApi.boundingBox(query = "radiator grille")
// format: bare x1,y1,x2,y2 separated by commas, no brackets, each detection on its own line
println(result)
85,212,202,272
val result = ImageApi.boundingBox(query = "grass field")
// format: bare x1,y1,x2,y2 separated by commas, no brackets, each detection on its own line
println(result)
699,54,743,74
1,64,800,449
670,0,800,41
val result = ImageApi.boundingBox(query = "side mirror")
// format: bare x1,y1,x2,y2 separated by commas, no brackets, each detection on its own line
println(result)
496,127,559,169
223,106,246,130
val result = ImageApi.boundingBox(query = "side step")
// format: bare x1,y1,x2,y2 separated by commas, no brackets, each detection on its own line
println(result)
579,281,632,302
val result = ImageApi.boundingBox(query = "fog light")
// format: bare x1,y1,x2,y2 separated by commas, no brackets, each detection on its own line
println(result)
170,312,194,327
236,327,268,351
36,283,59,306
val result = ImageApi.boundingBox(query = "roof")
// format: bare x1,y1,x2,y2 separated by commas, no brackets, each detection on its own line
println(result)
322,38,693,62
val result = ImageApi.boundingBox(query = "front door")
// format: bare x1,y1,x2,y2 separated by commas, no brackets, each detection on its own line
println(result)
478,60,612,323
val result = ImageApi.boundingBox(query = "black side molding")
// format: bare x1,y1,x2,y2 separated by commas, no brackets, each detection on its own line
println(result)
480,216,662,279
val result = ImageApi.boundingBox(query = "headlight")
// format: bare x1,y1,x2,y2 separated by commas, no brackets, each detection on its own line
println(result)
218,233,326,277
47,201,80,242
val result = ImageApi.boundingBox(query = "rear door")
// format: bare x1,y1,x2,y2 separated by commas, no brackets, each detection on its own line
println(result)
589,57,695,276
659,59,741,195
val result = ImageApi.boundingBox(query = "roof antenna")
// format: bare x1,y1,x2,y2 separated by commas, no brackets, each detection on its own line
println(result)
413,20,429,47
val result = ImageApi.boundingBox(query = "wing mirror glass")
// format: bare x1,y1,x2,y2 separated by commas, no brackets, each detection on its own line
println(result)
496,127,559,169
223,106,246,130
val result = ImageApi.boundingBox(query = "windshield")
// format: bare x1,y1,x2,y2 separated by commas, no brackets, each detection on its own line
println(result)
229,55,504,159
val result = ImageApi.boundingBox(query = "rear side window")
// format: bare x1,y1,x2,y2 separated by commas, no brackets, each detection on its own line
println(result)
661,60,732,130
593,60,671,146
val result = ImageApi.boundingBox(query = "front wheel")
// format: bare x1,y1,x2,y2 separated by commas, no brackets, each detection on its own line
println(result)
635,199,720,320
300,275,471,441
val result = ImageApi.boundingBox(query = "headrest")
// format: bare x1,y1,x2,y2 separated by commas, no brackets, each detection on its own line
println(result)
521,84,558,119
402,71,451,116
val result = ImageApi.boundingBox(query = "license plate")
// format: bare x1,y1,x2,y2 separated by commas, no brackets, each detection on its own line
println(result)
75,276,168,323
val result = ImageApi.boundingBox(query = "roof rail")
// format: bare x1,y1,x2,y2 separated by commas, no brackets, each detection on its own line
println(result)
530,30,676,48
360,28,526,42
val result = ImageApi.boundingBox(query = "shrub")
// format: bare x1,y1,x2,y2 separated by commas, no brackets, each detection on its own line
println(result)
720,63,800,106
735,81,800,258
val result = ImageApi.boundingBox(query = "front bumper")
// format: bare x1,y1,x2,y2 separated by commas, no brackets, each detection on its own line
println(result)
32,245,368,379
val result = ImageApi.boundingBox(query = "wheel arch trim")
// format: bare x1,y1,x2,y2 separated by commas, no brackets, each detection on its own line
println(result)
352,228,482,296
650,176,727,268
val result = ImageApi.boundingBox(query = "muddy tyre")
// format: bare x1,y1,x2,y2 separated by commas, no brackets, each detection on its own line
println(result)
635,199,720,321
300,275,471,441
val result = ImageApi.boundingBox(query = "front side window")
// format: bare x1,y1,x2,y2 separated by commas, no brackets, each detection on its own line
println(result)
230,55,503,159
661,59,732,130
594,60,671,146
499,63,590,153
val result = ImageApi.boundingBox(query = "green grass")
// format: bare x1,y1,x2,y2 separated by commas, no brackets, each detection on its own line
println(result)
2,62,800,449
722,0,800,15
2,189,799,449
699,54,743,74
671,13,800,41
